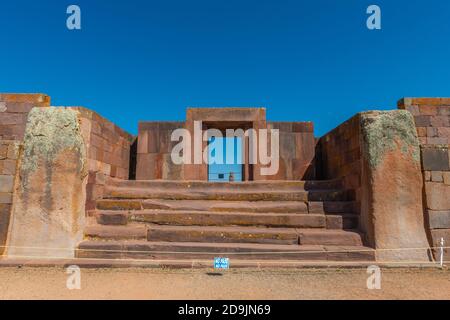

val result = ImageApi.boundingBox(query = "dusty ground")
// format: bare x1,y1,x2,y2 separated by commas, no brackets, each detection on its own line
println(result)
0,267,448,300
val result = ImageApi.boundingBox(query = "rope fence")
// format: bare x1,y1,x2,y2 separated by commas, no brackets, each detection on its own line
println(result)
0,243,448,267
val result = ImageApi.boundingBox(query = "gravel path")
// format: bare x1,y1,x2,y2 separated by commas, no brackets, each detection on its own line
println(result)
0,267,448,300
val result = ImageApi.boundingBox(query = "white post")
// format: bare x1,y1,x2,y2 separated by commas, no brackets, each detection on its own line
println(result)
439,237,445,268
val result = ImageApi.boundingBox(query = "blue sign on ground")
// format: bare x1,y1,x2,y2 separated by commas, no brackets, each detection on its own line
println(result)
214,257,229,269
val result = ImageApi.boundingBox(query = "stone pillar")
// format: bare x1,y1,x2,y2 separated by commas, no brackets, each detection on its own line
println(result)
359,110,431,261
6,108,88,258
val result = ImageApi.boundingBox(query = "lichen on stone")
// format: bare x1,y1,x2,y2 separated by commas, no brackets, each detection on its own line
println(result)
360,110,420,168
20,107,87,187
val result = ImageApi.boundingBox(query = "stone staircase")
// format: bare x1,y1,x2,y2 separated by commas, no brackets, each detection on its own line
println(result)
76,179,375,262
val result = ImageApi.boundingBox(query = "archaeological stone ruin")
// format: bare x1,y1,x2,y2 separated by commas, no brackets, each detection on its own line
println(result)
0,93,449,264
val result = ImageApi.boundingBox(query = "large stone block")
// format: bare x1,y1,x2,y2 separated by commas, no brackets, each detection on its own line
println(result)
136,153,160,180
421,146,449,171
359,110,431,261
0,193,12,204
6,108,88,258
429,210,450,229
425,182,450,211
0,159,17,175
0,175,14,192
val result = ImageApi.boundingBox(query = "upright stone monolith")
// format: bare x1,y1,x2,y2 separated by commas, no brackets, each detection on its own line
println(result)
359,110,431,261
6,107,88,258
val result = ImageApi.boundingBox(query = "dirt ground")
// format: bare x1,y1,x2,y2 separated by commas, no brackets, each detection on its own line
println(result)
0,267,448,300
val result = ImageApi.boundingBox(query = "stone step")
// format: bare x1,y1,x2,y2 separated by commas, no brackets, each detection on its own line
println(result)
297,229,363,246
325,214,359,230
106,178,344,191
95,199,358,214
103,187,352,202
84,225,147,240
76,240,375,261
145,225,364,246
96,210,328,228
147,225,299,245
96,199,309,212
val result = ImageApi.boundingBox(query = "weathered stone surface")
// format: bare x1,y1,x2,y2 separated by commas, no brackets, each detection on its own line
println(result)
431,171,443,182
421,146,450,171
359,111,431,261
0,175,13,192
0,193,12,204
6,108,88,258
147,225,299,245
298,229,363,246
444,172,450,185
429,210,450,229
425,182,450,211
129,210,326,228
85,225,147,240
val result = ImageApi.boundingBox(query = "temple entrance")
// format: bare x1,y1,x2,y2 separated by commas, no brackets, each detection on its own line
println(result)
207,136,243,182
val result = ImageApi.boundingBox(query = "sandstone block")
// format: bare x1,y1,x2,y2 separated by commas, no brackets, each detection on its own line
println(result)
7,142,20,160
6,107,88,259
427,127,438,137
438,106,450,116
419,105,439,115
0,193,12,204
431,171,443,182
427,137,448,145
0,175,13,192
0,159,16,175
444,172,450,185
416,127,427,137
359,110,430,261
0,145,7,159
430,115,450,127
414,115,431,127
429,210,450,229
425,182,450,211
421,147,450,171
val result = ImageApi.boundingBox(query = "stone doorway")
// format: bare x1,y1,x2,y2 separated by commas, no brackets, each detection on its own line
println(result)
207,136,244,182
184,108,266,181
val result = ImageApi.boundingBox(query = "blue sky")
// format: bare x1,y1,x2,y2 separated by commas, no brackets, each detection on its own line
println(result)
1,0,450,136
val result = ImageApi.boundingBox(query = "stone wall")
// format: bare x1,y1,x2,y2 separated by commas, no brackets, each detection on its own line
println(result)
0,96,133,258
317,115,361,201
136,121,185,180
136,117,316,181
0,140,20,256
267,122,315,180
0,94,50,140
398,98,450,260
70,107,134,212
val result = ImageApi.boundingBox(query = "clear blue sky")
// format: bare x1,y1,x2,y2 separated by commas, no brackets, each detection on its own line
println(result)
1,0,450,136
